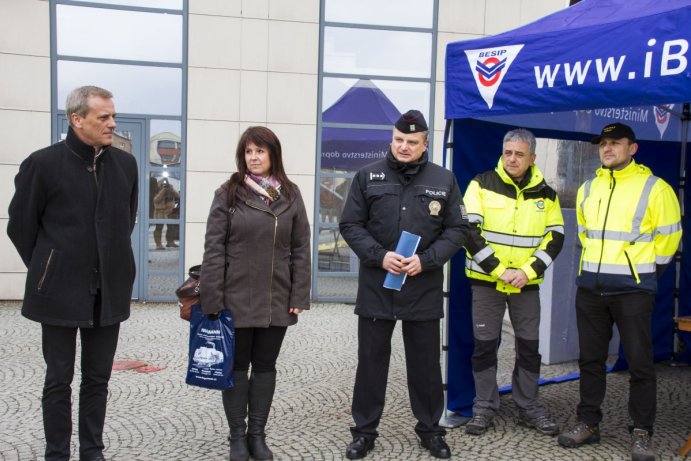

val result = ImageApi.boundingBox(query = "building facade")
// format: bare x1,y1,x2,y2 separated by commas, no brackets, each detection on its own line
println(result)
0,0,567,301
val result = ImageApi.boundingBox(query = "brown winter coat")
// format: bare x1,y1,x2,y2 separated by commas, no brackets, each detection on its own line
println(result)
199,182,311,328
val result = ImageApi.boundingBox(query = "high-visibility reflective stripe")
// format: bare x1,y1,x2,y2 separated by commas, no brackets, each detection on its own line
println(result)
581,261,656,274
544,225,564,235
578,224,585,235
468,213,483,224
631,176,658,233
466,258,487,274
483,230,542,248
656,255,674,265
580,179,593,218
581,175,664,244
533,249,552,267
473,246,494,264
655,222,682,236
585,229,653,242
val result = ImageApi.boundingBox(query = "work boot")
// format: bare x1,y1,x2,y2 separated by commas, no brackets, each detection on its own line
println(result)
465,414,493,435
630,428,655,461
518,412,560,436
247,371,276,460
558,422,600,448
223,370,249,461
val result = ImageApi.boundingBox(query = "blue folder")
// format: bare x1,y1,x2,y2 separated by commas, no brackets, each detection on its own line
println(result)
383,231,421,291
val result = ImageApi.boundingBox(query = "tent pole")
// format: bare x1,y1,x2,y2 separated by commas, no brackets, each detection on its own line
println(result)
673,103,690,358
440,118,470,428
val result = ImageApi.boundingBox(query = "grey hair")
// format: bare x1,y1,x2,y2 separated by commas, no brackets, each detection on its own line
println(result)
66,86,113,126
503,128,536,154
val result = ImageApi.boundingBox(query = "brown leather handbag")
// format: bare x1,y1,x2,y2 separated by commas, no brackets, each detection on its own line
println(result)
175,265,201,321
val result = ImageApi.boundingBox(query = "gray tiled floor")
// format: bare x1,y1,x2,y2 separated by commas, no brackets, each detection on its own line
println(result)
0,301,689,460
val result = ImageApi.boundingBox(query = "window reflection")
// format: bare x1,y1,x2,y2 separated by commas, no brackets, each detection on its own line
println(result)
67,0,182,9
57,61,182,115
324,27,432,78
150,120,182,165
325,0,434,28
322,78,430,119
57,5,182,63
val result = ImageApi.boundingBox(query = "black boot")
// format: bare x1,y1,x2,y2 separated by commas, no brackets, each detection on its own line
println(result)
223,370,250,461
247,371,276,460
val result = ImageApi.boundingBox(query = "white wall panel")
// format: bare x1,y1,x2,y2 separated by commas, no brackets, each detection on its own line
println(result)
268,123,317,176
266,73,317,125
187,67,241,120
0,55,50,111
241,19,269,71
269,0,319,23
1,0,49,56
189,15,242,69
186,119,239,172
268,21,319,74
0,110,51,166
438,0,485,35
240,71,268,122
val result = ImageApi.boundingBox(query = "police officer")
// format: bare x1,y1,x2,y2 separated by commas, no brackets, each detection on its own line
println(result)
462,128,564,437
558,123,682,461
340,110,469,459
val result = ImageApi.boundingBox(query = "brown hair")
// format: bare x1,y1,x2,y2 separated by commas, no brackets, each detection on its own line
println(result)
225,126,298,207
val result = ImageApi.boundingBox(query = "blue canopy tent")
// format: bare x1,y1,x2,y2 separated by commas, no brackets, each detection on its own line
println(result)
443,0,691,418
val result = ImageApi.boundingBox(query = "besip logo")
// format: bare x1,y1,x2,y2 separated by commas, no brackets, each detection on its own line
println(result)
654,104,674,139
464,45,524,109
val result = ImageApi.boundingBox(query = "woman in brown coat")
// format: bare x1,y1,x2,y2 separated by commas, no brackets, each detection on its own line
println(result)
200,126,311,461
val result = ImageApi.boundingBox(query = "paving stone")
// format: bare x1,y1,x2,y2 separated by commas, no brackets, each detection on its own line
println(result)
0,301,688,461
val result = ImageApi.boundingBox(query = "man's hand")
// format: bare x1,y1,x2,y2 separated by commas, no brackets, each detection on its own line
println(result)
382,251,404,275
499,268,528,288
401,254,422,277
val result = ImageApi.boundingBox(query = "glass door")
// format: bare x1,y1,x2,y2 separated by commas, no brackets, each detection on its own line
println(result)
58,116,146,299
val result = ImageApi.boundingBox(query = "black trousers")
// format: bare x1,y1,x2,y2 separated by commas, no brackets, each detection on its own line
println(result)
41,322,120,460
233,326,287,373
350,317,445,440
575,288,656,432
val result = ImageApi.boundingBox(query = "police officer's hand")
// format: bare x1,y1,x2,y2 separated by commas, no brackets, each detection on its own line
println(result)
509,269,528,288
289,307,304,315
401,254,422,277
499,268,515,284
383,251,405,275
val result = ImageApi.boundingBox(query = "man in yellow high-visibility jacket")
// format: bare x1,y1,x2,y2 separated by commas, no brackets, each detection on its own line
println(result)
558,123,682,461
463,128,564,437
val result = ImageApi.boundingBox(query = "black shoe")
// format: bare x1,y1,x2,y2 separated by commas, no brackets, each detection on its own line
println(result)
80,456,106,461
420,435,451,459
346,437,374,459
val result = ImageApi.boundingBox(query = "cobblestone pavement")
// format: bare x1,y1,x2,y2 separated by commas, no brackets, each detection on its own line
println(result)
0,301,689,461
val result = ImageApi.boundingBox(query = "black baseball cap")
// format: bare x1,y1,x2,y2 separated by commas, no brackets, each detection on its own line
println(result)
591,123,637,144
395,110,428,134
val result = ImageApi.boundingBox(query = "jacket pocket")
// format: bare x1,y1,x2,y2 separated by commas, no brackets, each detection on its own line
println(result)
623,249,641,284
37,249,57,293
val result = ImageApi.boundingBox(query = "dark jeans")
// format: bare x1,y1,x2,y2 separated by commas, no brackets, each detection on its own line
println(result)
350,317,445,440
233,326,287,373
42,322,120,460
575,288,656,432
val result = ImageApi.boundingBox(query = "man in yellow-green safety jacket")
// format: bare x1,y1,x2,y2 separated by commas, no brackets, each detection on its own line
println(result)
558,123,682,461
462,128,564,437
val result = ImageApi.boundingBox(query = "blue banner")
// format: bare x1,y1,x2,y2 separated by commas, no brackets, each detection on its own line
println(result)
445,0,691,119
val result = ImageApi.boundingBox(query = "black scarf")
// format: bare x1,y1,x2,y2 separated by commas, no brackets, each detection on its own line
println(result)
386,149,428,185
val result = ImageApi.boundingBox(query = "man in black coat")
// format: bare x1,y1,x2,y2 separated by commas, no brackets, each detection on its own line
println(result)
340,110,469,459
7,86,138,461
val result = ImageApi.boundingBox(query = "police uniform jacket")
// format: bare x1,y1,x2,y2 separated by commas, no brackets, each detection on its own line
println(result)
463,158,564,293
7,127,139,328
339,150,469,321
576,159,681,294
